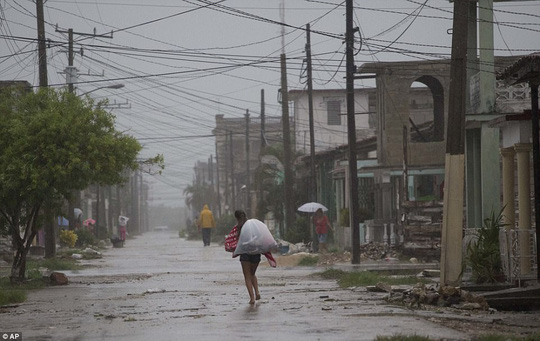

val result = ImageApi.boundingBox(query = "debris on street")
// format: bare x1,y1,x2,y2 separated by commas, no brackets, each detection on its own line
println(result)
49,272,68,285
383,283,490,310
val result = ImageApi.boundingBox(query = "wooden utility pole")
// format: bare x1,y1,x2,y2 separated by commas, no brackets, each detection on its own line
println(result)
36,0,56,258
214,147,222,218
209,155,214,212
306,24,316,202
531,83,540,280
229,130,236,209
68,29,74,93
441,0,469,286
55,27,113,93
57,27,112,232
280,54,295,234
257,90,266,220
107,186,113,235
346,0,361,264
245,110,251,216
260,90,266,149
403,126,409,202
223,134,230,213
36,0,48,87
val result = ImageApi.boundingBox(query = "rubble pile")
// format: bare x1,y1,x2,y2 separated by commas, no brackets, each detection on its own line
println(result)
360,243,402,261
384,283,489,310
317,251,352,265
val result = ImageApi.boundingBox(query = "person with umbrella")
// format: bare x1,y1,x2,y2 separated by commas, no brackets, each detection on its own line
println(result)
313,208,332,253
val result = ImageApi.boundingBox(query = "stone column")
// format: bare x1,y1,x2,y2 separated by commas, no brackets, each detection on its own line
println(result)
514,143,531,275
500,147,516,230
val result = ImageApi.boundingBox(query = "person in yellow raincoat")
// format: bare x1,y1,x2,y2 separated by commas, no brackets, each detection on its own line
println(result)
197,204,215,246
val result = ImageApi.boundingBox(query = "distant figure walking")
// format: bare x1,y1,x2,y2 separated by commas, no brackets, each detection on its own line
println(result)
197,204,215,246
118,216,129,242
313,208,332,253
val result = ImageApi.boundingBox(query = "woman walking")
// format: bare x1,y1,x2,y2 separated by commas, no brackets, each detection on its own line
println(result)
234,210,261,304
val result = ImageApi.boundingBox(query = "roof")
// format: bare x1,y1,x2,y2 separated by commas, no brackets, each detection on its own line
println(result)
496,53,540,85
488,111,531,128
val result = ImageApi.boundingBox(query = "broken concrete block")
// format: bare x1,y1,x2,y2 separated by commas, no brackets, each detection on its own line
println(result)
50,272,68,285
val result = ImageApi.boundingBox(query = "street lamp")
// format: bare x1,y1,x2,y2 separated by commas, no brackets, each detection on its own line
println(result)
77,83,125,97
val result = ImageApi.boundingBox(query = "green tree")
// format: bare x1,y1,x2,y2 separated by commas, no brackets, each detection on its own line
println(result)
255,143,305,238
183,183,214,212
0,86,142,282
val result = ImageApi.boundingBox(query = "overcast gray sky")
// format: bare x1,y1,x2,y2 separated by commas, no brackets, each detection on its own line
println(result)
2,0,540,208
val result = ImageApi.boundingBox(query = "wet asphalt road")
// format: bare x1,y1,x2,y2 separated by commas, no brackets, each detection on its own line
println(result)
1,230,471,341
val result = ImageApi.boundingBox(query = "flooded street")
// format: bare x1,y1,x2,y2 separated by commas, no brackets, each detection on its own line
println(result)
1,231,537,340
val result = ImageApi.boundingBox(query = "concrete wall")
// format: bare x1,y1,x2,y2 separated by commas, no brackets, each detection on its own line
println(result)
290,89,375,154
374,62,451,168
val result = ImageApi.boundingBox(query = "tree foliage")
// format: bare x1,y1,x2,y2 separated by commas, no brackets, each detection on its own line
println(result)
0,86,142,282
465,208,507,284
183,182,214,212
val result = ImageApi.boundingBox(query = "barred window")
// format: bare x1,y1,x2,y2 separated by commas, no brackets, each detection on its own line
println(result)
327,101,341,125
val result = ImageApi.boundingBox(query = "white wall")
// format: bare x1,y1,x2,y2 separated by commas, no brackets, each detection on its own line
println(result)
292,89,372,154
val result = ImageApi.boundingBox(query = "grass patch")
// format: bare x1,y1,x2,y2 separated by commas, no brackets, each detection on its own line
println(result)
0,276,44,306
318,269,428,288
376,335,432,341
297,255,319,266
0,256,83,306
474,333,540,341
27,257,82,271
0,289,26,306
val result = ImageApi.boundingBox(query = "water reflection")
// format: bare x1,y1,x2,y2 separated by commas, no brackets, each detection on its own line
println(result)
244,303,259,316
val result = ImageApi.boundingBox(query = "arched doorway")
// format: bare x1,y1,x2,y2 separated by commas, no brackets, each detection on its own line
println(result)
408,75,445,142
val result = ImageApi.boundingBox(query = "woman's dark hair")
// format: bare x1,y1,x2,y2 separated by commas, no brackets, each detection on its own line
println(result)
234,210,246,220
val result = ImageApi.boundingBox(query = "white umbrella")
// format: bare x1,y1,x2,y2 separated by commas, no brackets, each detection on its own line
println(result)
297,202,328,213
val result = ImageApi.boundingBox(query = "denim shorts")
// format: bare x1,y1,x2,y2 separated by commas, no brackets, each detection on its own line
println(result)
239,254,261,263
318,233,328,243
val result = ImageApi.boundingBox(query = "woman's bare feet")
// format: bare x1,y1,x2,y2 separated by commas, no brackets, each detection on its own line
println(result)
255,294,261,300
249,300,255,305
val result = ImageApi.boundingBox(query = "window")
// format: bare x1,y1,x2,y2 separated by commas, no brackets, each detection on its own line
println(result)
327,101,341,125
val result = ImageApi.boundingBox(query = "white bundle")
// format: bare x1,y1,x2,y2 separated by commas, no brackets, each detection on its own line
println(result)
233,219,278,256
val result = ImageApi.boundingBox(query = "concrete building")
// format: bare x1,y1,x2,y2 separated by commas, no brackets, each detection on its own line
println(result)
289,88,376,154
213,113,284,218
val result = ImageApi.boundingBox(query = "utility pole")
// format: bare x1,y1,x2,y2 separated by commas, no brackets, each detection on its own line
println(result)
209,155,215,213
245,110,251,216
532,83,540,281
68,29,74,93
257,90,266,220
139,172,144,232
215,143,222,218
132,170,140,235
57,26,112,232
224,134,230,213
280,54,295,235
260,90,266,149
441,0,469,286
229,131,236,209
36,0,56,258
55,26,113,93
36,0,48,87
306,23,316,202
346,0,361,264
107,186,113,235
403,126,409,201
